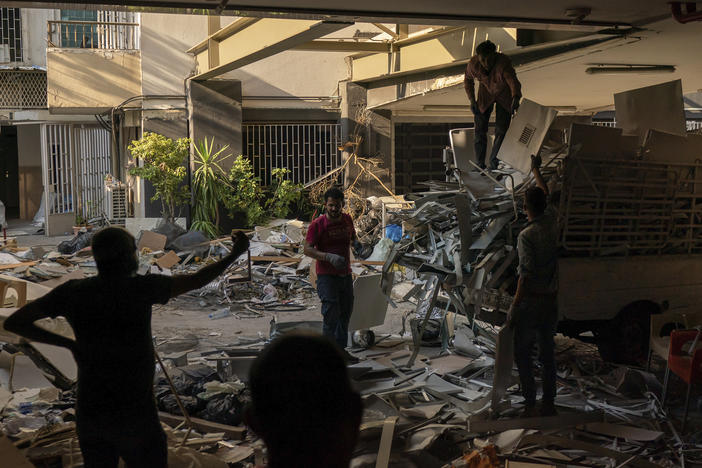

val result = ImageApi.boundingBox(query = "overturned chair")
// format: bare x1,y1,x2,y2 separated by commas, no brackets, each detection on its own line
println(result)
662,328,702,433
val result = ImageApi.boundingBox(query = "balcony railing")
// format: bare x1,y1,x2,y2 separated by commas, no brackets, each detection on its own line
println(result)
47,20,140,50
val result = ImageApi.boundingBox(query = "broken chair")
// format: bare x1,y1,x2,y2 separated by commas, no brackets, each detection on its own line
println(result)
648,310,702,371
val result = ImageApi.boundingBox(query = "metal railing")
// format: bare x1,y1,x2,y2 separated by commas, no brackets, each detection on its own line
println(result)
47,20,140,50
593,119,702,132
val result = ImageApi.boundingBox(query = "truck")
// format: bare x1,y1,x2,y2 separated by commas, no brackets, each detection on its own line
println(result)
471,131,702,363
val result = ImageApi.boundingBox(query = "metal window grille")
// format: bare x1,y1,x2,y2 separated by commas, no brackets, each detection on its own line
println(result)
0,70,47,108
0,8,22,62
242,123,342,186
75,126,112,219
43,124,112,217
44,124,75,215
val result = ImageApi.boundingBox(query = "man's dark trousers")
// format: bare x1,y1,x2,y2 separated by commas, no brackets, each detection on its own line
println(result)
316,274,354,349
512,295,558,407
473,102,511,170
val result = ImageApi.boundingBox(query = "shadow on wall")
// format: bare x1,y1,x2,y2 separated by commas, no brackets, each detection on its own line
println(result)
47,50,141,109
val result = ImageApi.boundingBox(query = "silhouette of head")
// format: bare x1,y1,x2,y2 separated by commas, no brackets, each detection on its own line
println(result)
92,227,138,277
525,186,547,217
246,332,362,468
476,40,497,69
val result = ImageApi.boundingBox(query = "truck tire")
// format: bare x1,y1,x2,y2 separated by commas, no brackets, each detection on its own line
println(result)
595,301,656,364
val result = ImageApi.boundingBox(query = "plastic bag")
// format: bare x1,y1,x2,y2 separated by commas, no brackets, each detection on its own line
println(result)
57,231,94,254
385,224,402,242
197,393,244,426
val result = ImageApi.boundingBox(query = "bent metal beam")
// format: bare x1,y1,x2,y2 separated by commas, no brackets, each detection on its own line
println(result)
188,18,352,80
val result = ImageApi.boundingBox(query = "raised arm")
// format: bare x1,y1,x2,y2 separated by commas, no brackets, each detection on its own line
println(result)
530,155,549,196
170,231,249,298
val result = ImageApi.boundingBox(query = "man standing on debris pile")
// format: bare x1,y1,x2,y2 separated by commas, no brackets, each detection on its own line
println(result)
4,227,250,468
246,332,362,468
464,39,522,170
508,154,559,417
304,187,356,353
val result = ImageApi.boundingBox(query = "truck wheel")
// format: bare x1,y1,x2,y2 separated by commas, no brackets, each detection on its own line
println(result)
595,302,655,364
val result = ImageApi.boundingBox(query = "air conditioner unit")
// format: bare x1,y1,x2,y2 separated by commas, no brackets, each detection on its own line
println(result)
104,182,128,224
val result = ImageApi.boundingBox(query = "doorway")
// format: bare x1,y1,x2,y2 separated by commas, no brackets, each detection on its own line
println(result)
0,126,20,219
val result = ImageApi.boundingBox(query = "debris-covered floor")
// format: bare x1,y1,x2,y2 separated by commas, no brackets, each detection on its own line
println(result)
3,83,702,466
0,215,700,468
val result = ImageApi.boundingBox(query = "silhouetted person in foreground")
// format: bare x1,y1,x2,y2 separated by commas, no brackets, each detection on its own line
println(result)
5,227,249,468
245,333,362,468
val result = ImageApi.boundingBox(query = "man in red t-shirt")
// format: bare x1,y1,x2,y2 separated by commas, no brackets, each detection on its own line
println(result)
304,187,356,350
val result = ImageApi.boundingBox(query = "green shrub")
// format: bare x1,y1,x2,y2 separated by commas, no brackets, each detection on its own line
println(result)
266,168,303,219
224,156,266,227
128,132,189,223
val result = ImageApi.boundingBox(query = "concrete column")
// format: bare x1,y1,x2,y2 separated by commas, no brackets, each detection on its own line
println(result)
187,79,243,173
340,80,368,192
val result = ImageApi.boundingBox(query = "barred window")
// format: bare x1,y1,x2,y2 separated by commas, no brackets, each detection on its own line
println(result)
0,8,22,63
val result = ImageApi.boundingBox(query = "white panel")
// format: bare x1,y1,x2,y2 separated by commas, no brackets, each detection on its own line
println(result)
497,99,558,174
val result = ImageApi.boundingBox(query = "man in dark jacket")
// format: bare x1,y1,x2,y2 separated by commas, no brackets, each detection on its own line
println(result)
464,39,522,170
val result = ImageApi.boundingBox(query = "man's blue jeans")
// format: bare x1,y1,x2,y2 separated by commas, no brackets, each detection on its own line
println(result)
316,274,354,349
473,102,511,169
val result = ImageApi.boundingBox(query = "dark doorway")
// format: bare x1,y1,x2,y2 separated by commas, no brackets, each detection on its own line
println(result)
0,126,20,219
394,122,471,195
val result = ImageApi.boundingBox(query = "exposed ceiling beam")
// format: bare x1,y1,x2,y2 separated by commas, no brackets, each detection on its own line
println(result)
372,23,399,39
190,19,352,80
354,32,622,89
5,2,636,31
291,40,391,52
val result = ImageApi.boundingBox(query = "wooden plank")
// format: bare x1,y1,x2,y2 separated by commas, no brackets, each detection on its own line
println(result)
1,435,40,467
0,261,38,271
251,256,301,263
469,410,603,433
518,434,660,468
158,412,246,440
580,422,663,442
375,416,398,468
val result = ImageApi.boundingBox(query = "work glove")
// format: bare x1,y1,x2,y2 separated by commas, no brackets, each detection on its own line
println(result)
470,99,479,115
230,230,250,256
511,96,521,115
325,252,347,270
531,154,542,170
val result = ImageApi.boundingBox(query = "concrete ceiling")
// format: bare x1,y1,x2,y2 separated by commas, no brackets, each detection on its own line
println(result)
5,0,676,28
373,17,702,115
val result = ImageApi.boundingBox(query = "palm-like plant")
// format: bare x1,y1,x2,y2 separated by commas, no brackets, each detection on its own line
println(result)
191,138,232,238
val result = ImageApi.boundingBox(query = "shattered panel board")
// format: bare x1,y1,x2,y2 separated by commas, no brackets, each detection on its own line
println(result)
497,99,558,174
614,79,686,144
643,129,702,163
348,274,388,331
569,123,623,159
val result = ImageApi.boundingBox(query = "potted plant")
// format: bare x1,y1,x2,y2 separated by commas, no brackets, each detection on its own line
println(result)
190,137,232,238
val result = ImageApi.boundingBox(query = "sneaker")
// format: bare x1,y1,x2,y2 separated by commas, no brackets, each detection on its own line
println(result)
540,402,558,417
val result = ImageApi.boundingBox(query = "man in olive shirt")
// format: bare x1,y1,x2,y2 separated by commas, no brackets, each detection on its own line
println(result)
508,155,559,417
